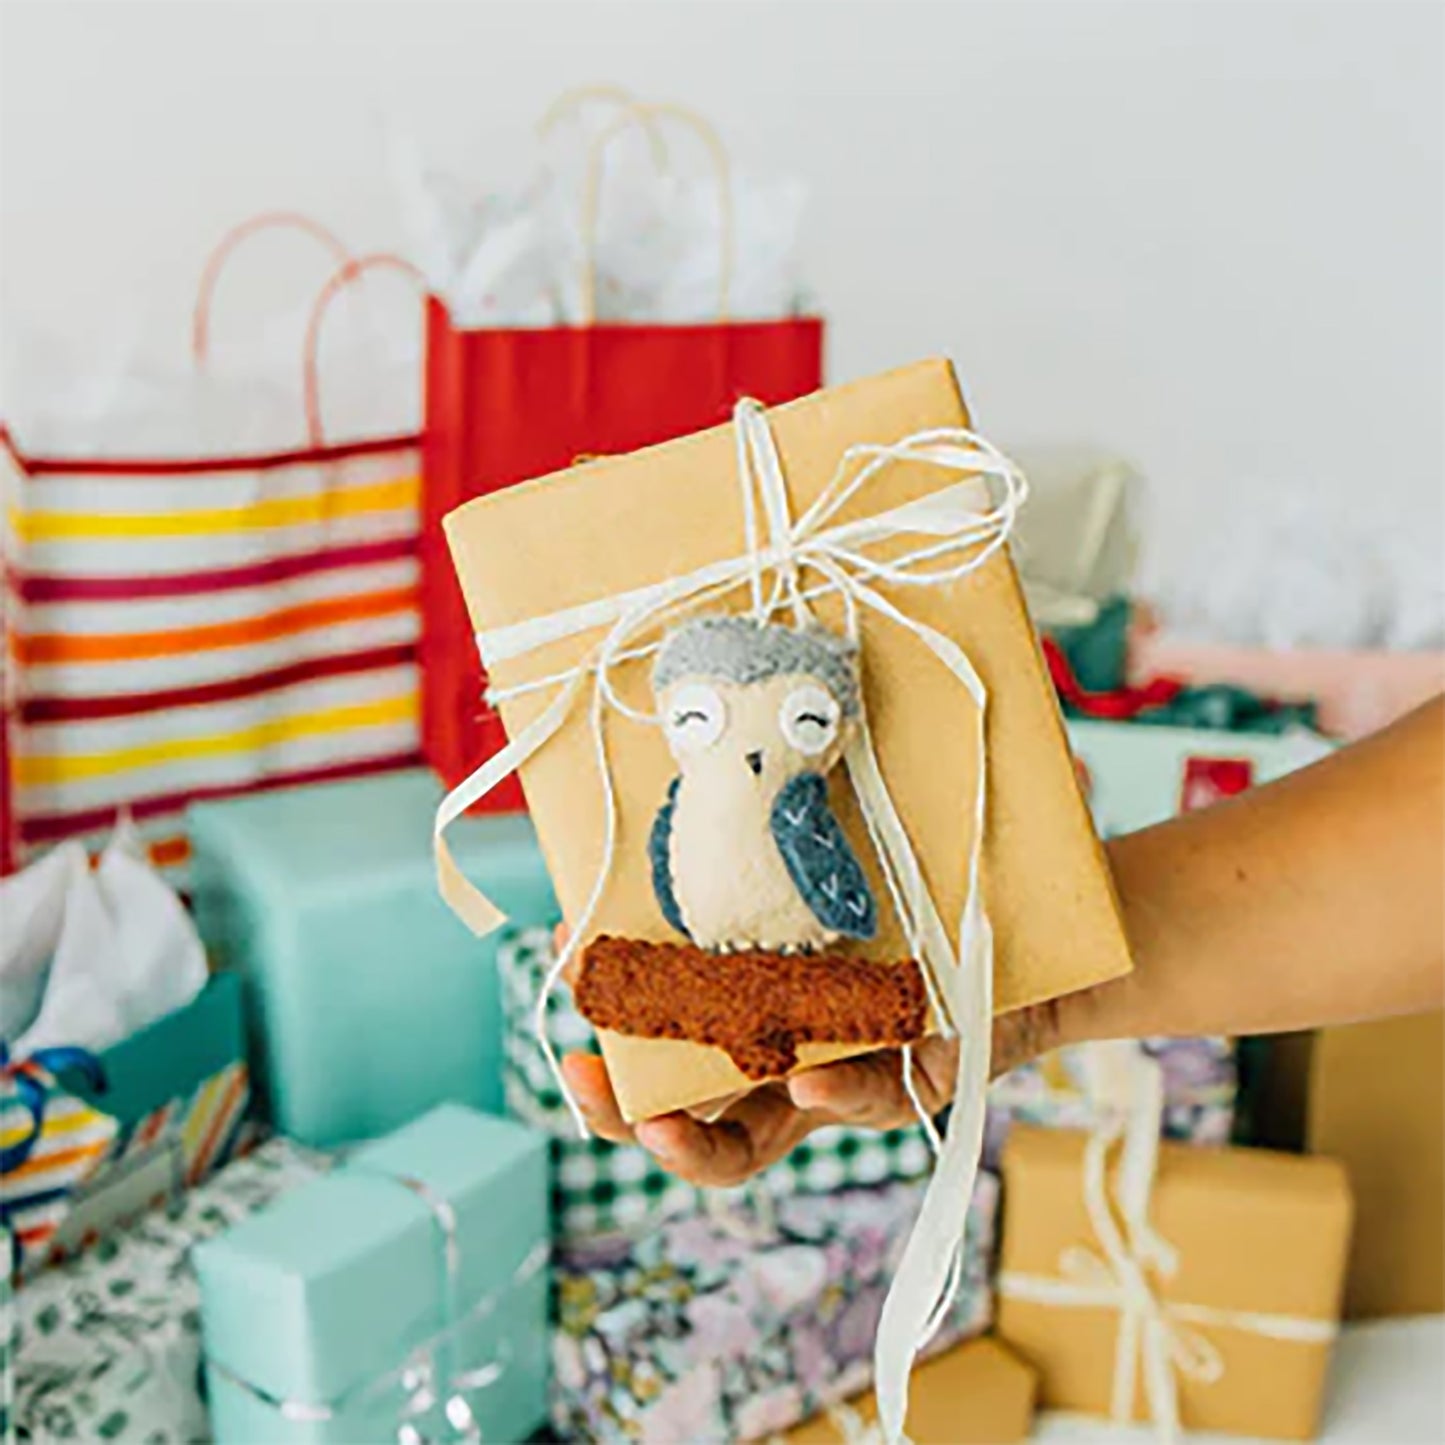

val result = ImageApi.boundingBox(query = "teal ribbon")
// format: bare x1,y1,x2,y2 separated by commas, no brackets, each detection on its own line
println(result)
0,1041,107,1174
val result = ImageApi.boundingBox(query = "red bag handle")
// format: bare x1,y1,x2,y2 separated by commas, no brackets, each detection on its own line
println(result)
192,211,352,366
301,253,425,447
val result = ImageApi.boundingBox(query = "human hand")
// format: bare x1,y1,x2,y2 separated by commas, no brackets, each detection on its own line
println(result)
559,963,1068,1188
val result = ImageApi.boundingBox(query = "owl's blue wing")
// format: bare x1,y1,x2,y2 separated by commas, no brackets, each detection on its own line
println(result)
649,777,690,940
770,772,878,940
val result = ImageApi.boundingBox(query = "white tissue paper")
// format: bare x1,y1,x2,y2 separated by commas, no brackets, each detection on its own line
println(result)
1146,487,1445,653
389,114,810,328
2,820,207,1058
2,263,421,460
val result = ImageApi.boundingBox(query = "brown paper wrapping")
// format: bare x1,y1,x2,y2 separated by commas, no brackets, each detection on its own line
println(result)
996,1126,1353,1441
1309,1010,1444,1319
443,359,1132,1120
784,1336,1038,1445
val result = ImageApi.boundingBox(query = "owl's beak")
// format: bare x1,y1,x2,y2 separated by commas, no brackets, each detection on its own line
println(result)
745,750,765,777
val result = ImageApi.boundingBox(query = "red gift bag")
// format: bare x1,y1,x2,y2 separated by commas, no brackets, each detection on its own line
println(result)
420,102,824,803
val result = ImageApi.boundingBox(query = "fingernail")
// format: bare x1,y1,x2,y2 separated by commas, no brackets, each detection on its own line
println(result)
635,1122,674,1159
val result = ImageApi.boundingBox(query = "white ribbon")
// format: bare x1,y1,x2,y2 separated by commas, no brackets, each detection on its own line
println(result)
434,396,1029,1445
997,1053,1338,1444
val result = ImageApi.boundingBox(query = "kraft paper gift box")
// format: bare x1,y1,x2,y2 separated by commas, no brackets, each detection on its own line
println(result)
1307,1011,1444,1320
2,972,249,1279
996,1126,1353,1441
439,358,1133,1123
783,1336,1038,1445
552,1171,997,1443
196,1103,549,1445
189,769,557,1148
11,1138,327,1445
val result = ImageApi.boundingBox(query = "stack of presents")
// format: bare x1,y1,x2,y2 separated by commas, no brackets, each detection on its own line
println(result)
4,91,1443,1445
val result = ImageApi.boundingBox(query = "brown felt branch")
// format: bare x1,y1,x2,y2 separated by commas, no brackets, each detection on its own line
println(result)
574,935,930,1080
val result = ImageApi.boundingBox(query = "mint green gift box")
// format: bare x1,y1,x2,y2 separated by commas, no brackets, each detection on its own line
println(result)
195,1104,549,1445
189,770,558,1148
1065,719,1333,837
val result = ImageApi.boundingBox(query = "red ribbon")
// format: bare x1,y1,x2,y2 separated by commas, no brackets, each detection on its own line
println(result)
1042,636,1186,722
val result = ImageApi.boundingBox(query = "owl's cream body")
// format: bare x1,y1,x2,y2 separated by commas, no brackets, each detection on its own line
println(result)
652,623,874,955
669,765,838,953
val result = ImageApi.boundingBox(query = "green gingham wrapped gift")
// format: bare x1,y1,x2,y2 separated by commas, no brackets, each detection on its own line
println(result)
500,928,935,1242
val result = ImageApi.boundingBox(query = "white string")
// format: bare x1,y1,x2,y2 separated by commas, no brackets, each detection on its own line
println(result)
435,397,1029,1445
997,1054,1338,1444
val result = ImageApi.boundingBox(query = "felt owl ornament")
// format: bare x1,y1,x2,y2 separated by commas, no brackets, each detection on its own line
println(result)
649,616,878,954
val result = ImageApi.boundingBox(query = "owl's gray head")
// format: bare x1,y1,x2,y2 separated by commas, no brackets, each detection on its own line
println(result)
652,617,861,785
652,616,860,719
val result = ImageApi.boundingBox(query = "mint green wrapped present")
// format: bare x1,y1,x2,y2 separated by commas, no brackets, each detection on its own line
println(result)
195,1104,549,1445
1065,718,1332,839
189,770,558,1148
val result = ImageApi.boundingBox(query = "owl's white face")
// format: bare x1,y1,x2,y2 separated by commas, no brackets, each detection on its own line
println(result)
659,672,850,790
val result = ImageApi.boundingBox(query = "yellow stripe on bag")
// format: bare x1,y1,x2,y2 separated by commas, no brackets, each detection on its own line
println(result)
0,1097,114,1149
10,475,419,542
16,693,418,785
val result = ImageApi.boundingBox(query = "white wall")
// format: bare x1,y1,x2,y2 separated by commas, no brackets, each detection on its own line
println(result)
2,0,1441,585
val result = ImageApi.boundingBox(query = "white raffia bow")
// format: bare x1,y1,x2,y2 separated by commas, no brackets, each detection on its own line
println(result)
997,1053,1338,1445
434,396,1029,1445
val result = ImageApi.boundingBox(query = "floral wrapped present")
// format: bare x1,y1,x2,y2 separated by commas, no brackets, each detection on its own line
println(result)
984,1037,1237,1171
552,1171,997,1443
11,1137,327,1444
2,1225,13,1440
501,926,934,1242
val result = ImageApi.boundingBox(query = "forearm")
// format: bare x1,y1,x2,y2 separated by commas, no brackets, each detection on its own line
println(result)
1058,697,1445,1047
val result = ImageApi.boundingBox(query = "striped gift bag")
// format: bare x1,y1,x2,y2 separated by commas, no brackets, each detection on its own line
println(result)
2,216,424,878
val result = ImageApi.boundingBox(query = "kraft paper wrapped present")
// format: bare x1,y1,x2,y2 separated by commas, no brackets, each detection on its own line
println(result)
781,1335,1037,1445
1307,1011,1444,1320
3,973,250,1279
552,1171,997,1444
10,1137,327,1445
501,926,934,1242
438,358,1132,1124
996,1123,1352,1440
189,769,557,1148
195,1104,549,1445
984,1037,1236,1170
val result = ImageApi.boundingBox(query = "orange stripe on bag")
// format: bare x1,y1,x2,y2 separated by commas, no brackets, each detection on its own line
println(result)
3,1138,113,1184
17,585,417,664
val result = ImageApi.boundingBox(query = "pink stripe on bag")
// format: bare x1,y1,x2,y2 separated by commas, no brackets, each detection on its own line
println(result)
12,535,418,604
1,426,419,478
17,748,422,847
20,643,418,724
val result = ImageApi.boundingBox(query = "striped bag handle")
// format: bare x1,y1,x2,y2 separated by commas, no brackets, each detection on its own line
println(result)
192,211,353,366
301,254,425,448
